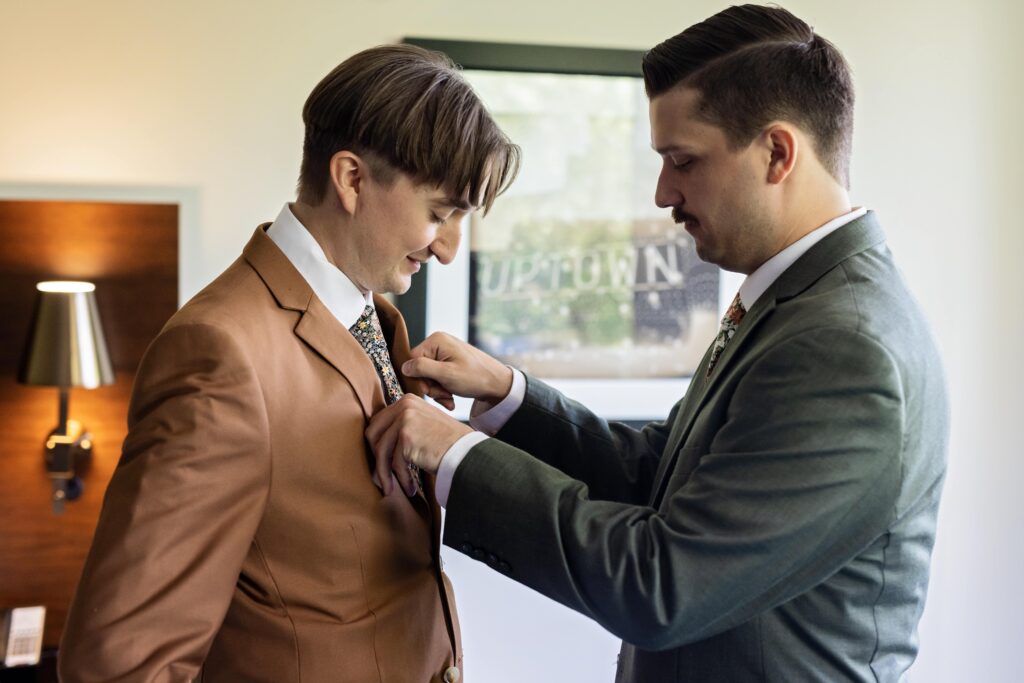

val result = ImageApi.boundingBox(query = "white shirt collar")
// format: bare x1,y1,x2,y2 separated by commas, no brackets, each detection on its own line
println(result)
266,203,371,328
738,207,868,310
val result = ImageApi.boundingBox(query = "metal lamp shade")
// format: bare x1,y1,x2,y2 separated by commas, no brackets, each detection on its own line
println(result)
18,282,114,389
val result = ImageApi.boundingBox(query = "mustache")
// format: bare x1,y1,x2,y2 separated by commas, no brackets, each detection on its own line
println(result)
672,207,699,225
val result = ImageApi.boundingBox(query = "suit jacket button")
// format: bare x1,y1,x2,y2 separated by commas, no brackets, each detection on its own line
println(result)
460,543,473,553
498,561,511,573
443,665,461,682
487,553,498,565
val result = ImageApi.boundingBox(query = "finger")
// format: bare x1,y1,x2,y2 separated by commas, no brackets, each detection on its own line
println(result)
365,401,396,444
367,412,397,496
378,449,395,496
408,332,445,360
374,444,394,496
422,379,455,410
404,358,463,405
396,460,418,498
402,356,451,382
378,420,405,496
370,470,400,495
376,406,418,497
390,431,417,498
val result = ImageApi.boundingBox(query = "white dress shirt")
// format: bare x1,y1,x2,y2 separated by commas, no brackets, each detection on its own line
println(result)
266,203,372,328
434,207,869,507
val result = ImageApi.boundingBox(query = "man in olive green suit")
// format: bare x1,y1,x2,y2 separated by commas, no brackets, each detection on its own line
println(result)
367,5,948,682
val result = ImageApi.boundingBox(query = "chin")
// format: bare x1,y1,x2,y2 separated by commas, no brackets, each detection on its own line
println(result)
694,245,733,272
692,241,713,264
385,276,412,296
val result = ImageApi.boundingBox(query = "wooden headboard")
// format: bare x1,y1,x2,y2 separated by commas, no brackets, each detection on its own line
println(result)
0,199,178,648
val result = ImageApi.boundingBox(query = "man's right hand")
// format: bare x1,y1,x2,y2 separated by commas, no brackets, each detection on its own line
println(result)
402,332,513,411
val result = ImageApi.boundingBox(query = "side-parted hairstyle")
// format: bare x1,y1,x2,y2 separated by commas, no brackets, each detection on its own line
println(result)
643,4,854,187
298,44,520,211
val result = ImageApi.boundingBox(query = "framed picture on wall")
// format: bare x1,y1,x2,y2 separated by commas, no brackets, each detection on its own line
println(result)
399,39,740,420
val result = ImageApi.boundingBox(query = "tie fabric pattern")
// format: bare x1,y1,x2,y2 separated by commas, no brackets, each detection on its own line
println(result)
349,304,404,404
349,304,422,490
706,292,747,380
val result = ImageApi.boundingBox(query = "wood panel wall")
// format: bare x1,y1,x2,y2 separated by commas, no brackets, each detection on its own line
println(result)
0,200,177,648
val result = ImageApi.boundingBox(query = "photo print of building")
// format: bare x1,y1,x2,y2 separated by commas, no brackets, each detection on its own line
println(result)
465,68,720,378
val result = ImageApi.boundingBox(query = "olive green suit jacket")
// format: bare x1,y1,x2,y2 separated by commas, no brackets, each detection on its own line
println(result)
444,213,948,682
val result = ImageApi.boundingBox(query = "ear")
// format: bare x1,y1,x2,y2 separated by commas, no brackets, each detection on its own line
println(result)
762,124,798,185
328,151,365,215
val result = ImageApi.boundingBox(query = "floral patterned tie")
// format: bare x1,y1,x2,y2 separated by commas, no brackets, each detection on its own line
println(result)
349,305,421,490
349,305,404,404
705,292,746,381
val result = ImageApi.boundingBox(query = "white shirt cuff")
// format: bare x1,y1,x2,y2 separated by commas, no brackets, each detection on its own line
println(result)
435,431,489,507
468,368,526,436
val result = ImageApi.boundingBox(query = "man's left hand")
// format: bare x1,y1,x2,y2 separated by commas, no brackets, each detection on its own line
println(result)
366,394,473,496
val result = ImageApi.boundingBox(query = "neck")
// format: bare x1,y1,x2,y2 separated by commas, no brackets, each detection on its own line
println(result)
290,200,370,294
777,180,852,252
290,201,340,267
290,201,370,295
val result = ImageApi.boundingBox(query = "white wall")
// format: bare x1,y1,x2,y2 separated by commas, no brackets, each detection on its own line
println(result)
2,1,1021,680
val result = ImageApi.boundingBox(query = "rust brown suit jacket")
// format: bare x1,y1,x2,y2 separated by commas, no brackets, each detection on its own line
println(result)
59,227,461,683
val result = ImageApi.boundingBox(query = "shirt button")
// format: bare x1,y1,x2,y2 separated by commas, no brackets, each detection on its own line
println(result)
443,665,461,682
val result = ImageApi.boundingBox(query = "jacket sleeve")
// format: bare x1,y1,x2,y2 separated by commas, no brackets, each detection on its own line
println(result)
443,327,904,650
490,375,680,505
59,322,272,683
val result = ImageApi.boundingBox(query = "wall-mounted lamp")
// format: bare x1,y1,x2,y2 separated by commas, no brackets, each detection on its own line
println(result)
17,281,113,514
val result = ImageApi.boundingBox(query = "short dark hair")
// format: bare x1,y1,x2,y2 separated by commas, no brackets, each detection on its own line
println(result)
643,4,854,187
298,44,520,211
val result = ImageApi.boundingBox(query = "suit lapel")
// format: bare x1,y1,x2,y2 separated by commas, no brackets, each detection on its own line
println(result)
646,344,713,505
648,299,776,505
373,294,426,398
295,297,385,420
243,225,385,421
647,212,887,507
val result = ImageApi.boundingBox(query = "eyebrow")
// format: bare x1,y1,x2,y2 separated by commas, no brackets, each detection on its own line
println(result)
434,196,475,211
652,144,696,156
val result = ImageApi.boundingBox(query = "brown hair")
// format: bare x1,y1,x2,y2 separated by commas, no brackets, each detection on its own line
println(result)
643,4,854,187
298,44,520,211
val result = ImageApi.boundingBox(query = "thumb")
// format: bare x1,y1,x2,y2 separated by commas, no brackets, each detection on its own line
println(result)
409,335,444,361
402,356,450,382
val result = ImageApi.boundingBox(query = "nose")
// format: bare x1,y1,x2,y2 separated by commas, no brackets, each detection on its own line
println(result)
429,216,463,265
654,164,682,209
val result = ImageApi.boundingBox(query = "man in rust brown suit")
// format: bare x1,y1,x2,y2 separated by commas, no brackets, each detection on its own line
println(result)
59,44,518,683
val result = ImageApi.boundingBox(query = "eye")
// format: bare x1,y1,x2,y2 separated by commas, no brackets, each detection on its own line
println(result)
429,212,449,225
672,157,694,170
